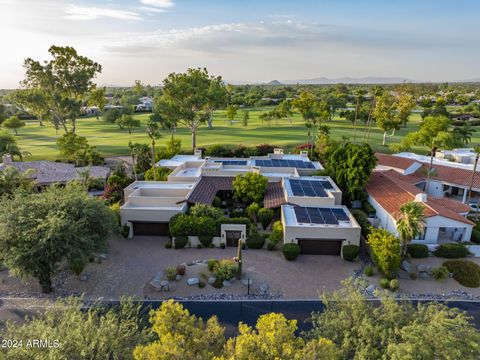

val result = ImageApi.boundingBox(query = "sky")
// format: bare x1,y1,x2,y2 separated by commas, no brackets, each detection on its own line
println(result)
0,0,479,88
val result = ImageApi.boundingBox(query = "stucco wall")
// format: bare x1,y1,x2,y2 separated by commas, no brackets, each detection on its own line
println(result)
120,203,188,224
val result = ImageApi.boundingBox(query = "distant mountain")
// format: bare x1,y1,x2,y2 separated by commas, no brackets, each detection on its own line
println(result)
266,80,283,85
454,77,480,83
280,76,415,84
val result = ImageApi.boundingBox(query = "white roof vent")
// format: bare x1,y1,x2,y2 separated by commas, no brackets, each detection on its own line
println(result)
274,148,284,155
194,149,203,158
415,193,427,202
300,151,309,158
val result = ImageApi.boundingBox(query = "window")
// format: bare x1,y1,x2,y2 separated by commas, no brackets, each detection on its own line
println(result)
414,229,426,240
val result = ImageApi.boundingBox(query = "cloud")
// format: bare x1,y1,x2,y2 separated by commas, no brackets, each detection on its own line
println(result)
64,4,142,21
139,0,174,8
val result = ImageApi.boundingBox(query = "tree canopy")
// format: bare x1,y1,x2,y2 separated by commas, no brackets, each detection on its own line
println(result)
233,172,268,204
0,183,117,292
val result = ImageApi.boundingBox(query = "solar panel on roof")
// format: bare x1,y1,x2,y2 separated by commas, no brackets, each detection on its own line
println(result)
319,180,334,189
332,208,350,221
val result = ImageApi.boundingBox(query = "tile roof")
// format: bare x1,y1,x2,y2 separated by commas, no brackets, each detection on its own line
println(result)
367,171,473,225
0,161,110,186
375,153,419,170
423,162,480,189
186,176,235,205
264,181,286,208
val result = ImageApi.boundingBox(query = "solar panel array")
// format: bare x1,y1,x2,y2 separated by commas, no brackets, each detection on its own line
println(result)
254,159,315,169
293,207,350,225
214,160,248,166
289,179,334,197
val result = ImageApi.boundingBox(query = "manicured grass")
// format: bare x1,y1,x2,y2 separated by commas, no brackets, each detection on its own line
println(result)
8,107,479,161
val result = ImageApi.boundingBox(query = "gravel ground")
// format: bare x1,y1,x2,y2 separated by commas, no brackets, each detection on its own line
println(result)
0,236,358,300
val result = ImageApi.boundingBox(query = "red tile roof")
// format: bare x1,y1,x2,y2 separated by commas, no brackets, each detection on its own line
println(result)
367,171,473,225
187,176,235,205
264,182,286,208
422,162,480,189
375,153,419,170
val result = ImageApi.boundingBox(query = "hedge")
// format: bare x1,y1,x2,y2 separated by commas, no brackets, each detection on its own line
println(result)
471,229,480,244
216,217,251,235
407,244,429,258
283,243,301,261
199,235,213,248
443,260,480,287
433,243,471,258
174,235,188,249
342,245,359,261
246,233,266,249
350,209,372,237
169,214,217,237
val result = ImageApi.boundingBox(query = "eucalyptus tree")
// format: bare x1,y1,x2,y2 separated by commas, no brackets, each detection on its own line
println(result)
21,45,101,134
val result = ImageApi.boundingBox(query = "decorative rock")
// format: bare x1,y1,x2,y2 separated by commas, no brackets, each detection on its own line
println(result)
366,284,376,293
153,272,163,282
168,282,177,292
419,272,430,279
187,261,195,266
259,282,269,294
222,280,231,287
187,277,200,286
149,281,162,291
176,274,183,281
180,262,187,267
400,260,411,273
208,276,216,284
98,253,108,260
416,264,432,273
242,279,253,286
160,280,169,288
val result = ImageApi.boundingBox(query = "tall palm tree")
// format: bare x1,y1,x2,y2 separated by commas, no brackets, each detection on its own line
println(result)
0,166,35,196
397,201,426,257
352,89,366,144
145,121,161,181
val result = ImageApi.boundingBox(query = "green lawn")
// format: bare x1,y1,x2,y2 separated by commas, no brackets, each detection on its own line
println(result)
8,107,477,161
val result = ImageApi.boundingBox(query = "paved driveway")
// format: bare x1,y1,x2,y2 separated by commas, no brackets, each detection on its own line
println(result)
56,236,359,300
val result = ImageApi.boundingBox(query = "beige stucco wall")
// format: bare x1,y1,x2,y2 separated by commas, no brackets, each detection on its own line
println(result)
282,225,361,247
120,203,188,224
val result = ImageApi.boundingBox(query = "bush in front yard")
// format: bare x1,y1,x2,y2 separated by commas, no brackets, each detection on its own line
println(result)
214,259,237,281
199,235,213,248
342,245,359,261
430,266,449,281
246,233,266,249
471,229,480,244
207,259,219,271
174,236,188,249
389,279,400,291
283,243,301,261
407,244,429,258
380,278,390,289
257,208,274,230
350,209,372,237
433,243,470,259
443,260,480,287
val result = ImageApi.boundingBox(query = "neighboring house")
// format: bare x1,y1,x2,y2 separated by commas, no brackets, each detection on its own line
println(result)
120,149,361,256
135,97,153,112
0,155,110,187
375,153,480,205
366,170,473,246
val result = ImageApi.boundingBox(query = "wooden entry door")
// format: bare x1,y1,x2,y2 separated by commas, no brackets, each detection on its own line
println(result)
226,230,242,247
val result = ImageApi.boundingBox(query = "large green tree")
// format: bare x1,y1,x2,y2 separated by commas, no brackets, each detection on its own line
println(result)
0,184,117,292
8,88,50,126
374,92,400,146
233,173,268,204
308,279,480,359
367,228,401,279
324,143,376,203
22,45,101,133
2,115,25,135
292,91,320,155
1,298,150,360
155,68,227,149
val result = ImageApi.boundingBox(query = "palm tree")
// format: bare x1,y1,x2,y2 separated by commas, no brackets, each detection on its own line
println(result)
145,121,161,181
397,201,426,257
454,123,475,145
0,166,35,196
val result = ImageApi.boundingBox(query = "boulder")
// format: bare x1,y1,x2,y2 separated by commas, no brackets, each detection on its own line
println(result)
419,272,430,279
398,270,410,280
242,279,253,286
153,272,163,282
149,281,163,291
222,280,231,287
98,253,108,260
208,276,216,285
176,274,183,281
187,277,200,286
259,282,269,294
416,264,432,273
365,284,376,293
400,260,411,273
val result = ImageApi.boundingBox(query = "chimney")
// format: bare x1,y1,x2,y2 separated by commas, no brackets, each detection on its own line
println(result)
300,150,309,158
415,193,427,203
2,154,13,164
194,149,203,158
274,148,284,155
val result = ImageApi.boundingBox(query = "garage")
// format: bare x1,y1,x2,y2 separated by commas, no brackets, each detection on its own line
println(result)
297,239,343,255
132,222,170,236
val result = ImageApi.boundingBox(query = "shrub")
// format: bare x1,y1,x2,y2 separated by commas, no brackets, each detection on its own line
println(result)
206,144,234,157
232,145,250,158
207,259,219,271
170,214,217,237
164,267,177,281
214,259,237,281
120,225,130,239
443,260,480,287
283,243,301,261
198,280,206,289
362,201,376,216
189,204,223,220
216,217,251,235
433,243,470,258
212,277,223,288
430,266,449,281
174,236,188,249
257,208,274,230
342,245,359,261
409,272,418,280
246,203,260,222
350,209,372,237
220,243,226,249
367,228,401,279
471,229,480,244
389,279,400,291
363,265,374,276
407,244,429,258
212,196,222,208
267,242,276,251
255,144,275,156
246,233,266,249
144,167,172,181
165,240,172,249
199,235,213,248
176,265,186,276
380,278,390,289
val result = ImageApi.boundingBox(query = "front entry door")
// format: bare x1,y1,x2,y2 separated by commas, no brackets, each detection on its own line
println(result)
226,230,242,247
